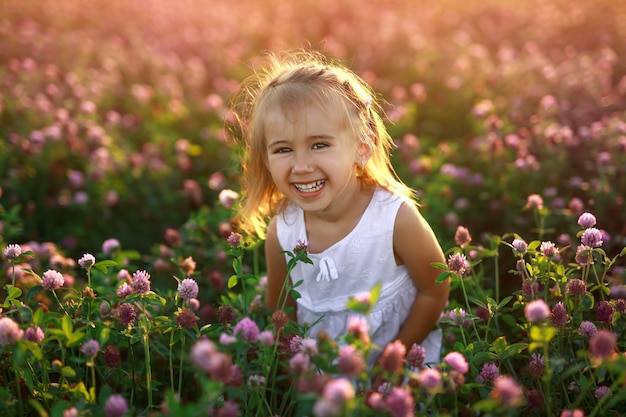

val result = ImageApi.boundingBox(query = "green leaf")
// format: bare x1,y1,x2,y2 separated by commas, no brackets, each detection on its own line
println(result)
93,260,118,273
227,275,238,288
436,271,452,284
431,262,449,270
61,366,76,378
25,285,43,302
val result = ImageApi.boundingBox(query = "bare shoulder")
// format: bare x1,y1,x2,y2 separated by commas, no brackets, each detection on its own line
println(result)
393,202,445,266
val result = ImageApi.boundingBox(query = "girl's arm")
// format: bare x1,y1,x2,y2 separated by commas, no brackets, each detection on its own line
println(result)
393,203,450,349
264,217,298,321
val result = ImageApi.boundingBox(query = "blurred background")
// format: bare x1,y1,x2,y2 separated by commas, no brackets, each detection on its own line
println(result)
1,0,625,269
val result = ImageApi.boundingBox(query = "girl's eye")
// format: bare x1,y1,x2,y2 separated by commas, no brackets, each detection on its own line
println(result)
274,147,291,154
312,142,328,150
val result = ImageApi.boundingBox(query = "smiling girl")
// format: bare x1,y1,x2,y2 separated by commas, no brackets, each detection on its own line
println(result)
235,50,449,367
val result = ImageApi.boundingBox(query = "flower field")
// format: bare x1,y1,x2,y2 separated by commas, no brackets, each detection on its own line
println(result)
1,0,626,416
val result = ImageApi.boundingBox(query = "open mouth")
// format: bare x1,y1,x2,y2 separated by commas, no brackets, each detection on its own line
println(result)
293,180,325,193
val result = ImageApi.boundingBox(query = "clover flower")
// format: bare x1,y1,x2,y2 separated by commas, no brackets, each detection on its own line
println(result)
417,367,441,392
551,302,569,328
289,335,304,353
78,253,96,269
23,326,45,343
574,245,593,266
589,329,617,359
104,394,128,417
524,299,550,322
578,321,597,338
219,333,237,345
346,316,370,345
131,270,151,294
42,269,64,291
511,238,528,254
581,228,603,248
233,317,259,343
116,282,132,298
218,188,239,209
379,340,406,374
529,353,544,378
406,343,426,368
539,241,558,258
3,243,22,259
190,338,233,382
594,385,611,399
444,351,469,374
176,308,197,329
596,300,614,324
479,362,500,382
385,386,415,417
289,352,311,374
63,407,78,417
337,344,365,378
248,374,266,390
101,238,121,254
218,305,237,324
566,278,586,296
491,375,524,407
105,345,121,368
258,330,274,346
447,253,470,276
81,339,100,359
118,303,136,327
226,232,243,248
177,278,199,300
299,337,319,355
454,226,472,246
577,212,596,228
525,194,544,210
179,256,196,275
0,317,24,345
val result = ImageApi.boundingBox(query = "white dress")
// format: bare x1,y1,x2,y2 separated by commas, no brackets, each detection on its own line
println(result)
276,188,442,366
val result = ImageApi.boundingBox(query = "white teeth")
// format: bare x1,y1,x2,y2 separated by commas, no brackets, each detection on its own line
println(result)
294,180,325,192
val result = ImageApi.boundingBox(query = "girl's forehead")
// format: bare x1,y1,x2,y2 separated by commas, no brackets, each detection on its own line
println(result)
262,93,351,126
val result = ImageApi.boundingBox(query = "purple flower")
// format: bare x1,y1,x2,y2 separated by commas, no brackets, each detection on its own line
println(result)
379,340,406,374
289,352,311,374
3,243,22,259
596,300,614,324
447,253,470,276
78,253,96,269
577,212,596,228
63,407,78,417
81,339,100,358
454,226,472,246
575,245,593,266
219,333,237,345
131,270,151,294
529,353,544,378
539,241,558,258
511,238,528,254
444,351,469,374
479,362,499,382
258,330,274,346
190,338,218,372
218,189,239,209
0,317,24,345
417,368,441,392
551,302,569,327
322,378,355,403
116,282,133,298
525,194,544,210
337,344,365,378
42,269,64,291
524,299,550,322
23,326,45,343
589,329,617,359
101,238,121,254
385,386,415,417
104,394,128,417
233,317,259,343
581,228,603,248
594,385,611,399
406,343,426,368
566,278,586,296
226,232,242,248
177,278,199,300
346,316,370,345
491,375,524,407
578,321,597,338
118,303,136,327
299,337,319,355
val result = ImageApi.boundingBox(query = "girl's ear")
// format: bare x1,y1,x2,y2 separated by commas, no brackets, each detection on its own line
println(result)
357,142,372,166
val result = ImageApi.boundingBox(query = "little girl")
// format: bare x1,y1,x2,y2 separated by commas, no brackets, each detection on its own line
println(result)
235,50,449,366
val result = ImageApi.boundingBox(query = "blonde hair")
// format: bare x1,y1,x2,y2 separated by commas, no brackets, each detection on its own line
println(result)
233,50,416,238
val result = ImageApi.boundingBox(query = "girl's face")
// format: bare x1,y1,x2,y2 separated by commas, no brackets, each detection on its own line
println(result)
264,97,367,217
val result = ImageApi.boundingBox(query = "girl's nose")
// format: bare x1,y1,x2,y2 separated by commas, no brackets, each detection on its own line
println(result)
291,153,314,174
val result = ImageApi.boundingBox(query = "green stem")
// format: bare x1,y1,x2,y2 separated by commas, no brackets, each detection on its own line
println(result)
143,331,153,410
169,331,175,394
459,276,480,341
177,331,185,396
52,290,70,318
